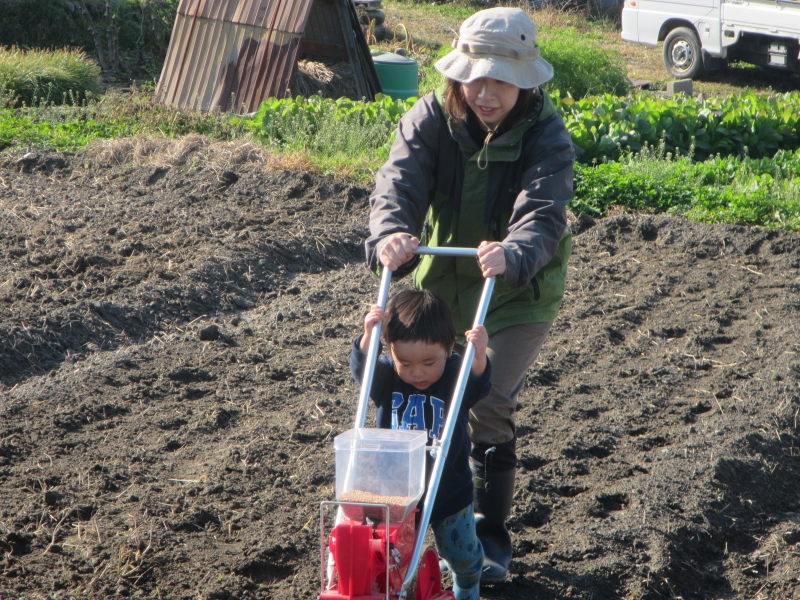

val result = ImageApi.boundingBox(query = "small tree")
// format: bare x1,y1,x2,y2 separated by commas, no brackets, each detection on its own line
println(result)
77,0,121,71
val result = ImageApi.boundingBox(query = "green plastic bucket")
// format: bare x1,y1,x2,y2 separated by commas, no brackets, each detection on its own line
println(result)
370,51,418,101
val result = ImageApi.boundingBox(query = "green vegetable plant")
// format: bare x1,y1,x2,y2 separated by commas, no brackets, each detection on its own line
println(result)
248,93,416,173
557,91,800,162
573,142,800,231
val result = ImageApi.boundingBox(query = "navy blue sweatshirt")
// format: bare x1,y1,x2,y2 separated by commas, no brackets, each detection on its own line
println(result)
350,336,492,522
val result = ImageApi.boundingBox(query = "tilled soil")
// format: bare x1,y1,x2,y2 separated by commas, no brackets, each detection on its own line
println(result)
1,145,799,600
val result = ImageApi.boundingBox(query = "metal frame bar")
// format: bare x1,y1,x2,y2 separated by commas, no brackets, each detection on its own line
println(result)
353,266,392,429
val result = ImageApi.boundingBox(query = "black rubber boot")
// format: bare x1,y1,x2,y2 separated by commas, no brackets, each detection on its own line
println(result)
471,443,516,583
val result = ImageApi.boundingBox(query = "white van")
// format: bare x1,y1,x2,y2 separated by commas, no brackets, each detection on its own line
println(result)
621,0,800,78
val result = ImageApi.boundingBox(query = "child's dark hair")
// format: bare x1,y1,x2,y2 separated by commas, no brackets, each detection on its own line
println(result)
383,289,456,350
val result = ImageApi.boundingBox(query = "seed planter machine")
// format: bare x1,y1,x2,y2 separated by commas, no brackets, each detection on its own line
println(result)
319,247,495,600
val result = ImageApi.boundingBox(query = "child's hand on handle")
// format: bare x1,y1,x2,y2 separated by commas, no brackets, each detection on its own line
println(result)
379,233,419,271
465,324,489,376
477,241,506,278
360,305,388,351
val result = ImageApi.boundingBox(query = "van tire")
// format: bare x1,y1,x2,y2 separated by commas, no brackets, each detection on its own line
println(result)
663,27,704,79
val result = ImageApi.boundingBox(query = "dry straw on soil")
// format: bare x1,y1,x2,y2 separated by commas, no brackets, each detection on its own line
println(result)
85,135,314,174
86,135,258,168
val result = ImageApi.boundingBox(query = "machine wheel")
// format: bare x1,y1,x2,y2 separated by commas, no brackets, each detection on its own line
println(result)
663,27,705,79
407,547,449,600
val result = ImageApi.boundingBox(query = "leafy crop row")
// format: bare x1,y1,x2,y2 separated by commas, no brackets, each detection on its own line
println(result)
245,94,411,173
6,89,800,166
246,94,800,231
557,91,800,162
0,89,244,151
574,144,800,231
2,89,799,231
250,90,800,165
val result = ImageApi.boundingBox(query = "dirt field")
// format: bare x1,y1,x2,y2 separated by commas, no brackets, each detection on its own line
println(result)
1,142,799,600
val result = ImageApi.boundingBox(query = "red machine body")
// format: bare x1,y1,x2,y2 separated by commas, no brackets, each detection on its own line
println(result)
319,509,454,600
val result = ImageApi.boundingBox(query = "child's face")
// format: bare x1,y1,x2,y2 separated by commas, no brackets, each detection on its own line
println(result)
388,340,450,390
462,77,520,130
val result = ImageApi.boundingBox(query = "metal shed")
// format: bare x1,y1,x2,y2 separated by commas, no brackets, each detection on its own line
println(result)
157,0,381,112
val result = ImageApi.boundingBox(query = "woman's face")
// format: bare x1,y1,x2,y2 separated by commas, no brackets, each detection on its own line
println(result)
462,78,520,130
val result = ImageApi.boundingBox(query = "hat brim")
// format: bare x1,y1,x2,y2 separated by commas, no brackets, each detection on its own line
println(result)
434,49,553,89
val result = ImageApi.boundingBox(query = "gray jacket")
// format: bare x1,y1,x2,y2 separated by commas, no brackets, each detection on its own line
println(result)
367,90,574,336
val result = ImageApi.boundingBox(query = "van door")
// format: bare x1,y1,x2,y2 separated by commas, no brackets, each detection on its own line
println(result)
637,0,716,46
697,0,723,54
621,0,640,43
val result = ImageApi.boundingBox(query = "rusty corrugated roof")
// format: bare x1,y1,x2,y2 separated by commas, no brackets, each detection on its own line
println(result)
157,0,380,112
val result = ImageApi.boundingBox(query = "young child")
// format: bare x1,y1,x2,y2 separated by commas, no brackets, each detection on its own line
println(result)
350,289,491,600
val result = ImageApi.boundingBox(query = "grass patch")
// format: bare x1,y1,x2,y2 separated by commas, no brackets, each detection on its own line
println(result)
541,28,630,98
0,88,246,151
381,0,475,44
417,45,449,97
0,47,102,107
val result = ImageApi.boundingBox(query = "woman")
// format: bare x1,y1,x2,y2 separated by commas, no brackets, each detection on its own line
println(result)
366,7,574,583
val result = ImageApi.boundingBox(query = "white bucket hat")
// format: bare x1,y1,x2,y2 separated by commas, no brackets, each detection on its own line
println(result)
434,8,553,89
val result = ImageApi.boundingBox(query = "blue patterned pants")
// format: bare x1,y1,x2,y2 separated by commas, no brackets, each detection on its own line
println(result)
432,505,484,591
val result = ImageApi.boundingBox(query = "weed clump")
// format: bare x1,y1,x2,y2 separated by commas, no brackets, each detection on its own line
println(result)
0,47,102,107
